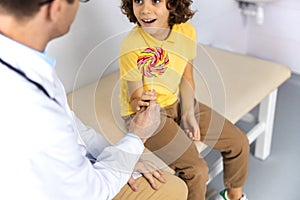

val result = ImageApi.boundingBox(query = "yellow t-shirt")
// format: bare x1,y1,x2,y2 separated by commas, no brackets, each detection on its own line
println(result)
119,22,197,116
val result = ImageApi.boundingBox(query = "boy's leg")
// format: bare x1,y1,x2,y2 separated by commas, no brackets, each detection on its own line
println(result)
195,102,250,192
113,172,188,200
144,102,209,200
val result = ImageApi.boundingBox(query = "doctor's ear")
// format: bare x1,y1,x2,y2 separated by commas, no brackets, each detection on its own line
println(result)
41,0,63,21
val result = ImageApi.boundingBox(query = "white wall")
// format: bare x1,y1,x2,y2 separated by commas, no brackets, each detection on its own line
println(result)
191,0,248,52
246,0,300,74
47,0,134,92
192,0,300,77
48,0,299,92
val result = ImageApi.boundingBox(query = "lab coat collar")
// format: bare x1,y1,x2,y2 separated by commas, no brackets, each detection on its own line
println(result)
0,34,59,104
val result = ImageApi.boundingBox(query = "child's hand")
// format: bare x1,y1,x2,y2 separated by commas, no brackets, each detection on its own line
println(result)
136,90,157,111
181,112,201,141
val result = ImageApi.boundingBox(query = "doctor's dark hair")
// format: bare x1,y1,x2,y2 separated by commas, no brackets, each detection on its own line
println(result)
0,0,75,18
121,0,195,27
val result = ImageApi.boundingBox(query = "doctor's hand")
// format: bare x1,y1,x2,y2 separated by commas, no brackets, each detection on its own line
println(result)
129,101,160,143
128,159,166,192
181,111,201,141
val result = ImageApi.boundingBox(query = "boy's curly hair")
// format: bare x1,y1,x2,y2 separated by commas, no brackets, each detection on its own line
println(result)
121,0,195,27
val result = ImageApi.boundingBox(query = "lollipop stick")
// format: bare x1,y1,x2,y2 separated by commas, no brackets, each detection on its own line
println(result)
151,77,154,91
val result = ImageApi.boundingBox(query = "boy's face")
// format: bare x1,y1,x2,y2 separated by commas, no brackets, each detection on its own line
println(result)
133,0,170,39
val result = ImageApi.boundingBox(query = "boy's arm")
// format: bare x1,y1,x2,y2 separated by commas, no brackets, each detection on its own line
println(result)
179,60,201,140
180,61,195,111
127,80,157,112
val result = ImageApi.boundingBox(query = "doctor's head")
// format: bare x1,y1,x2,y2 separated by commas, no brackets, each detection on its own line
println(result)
0,0,89,49
0,0,80,18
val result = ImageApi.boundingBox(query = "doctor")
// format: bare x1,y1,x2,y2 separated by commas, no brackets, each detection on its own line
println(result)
0,0,187,199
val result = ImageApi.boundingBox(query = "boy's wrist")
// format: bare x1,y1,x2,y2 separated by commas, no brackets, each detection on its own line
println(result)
181,108,194,116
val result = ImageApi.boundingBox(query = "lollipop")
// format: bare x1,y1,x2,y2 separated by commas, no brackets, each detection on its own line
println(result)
137,47,169,78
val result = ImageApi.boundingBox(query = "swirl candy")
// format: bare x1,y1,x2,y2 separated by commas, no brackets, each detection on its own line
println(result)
137,47,169,78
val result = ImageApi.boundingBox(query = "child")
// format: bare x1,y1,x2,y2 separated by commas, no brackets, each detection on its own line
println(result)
119,0,249,199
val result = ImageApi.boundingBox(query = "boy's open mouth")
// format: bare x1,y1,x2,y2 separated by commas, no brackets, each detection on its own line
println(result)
142,19,157,24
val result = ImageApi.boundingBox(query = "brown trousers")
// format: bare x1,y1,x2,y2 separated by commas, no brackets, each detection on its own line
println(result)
113,172,188,200
124,100,249,200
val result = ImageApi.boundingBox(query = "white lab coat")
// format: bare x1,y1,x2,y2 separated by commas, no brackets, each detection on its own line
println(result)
0,34,144,200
